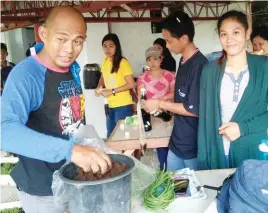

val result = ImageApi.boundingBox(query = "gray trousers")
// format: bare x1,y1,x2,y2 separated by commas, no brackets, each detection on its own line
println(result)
18,191,67,213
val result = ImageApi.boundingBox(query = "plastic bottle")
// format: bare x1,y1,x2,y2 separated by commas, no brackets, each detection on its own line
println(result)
152,110,172,122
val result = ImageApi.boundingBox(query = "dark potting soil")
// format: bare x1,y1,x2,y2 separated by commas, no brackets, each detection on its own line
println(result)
74,161,128,181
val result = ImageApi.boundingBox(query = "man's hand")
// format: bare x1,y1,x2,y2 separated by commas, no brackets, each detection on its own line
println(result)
71,145,112,174
219,122,241,141
101,89,112,98
143,99,160,114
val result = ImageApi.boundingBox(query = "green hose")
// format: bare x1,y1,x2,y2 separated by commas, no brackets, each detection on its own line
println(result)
142,168,187,211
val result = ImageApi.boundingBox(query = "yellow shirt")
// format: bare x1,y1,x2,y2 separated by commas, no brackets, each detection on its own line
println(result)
101,58,133,108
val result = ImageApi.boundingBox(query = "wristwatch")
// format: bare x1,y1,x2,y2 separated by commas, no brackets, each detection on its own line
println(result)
112,88,116,96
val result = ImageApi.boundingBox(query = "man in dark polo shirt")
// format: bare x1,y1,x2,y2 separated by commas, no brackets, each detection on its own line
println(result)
144,11,208,171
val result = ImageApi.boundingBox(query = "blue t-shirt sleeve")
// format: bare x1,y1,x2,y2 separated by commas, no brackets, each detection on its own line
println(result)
1,60,73,163
183,64,204,116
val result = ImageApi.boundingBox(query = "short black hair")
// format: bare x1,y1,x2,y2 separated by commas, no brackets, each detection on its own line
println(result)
250,27,268,42
1,43,8,52
161,11,195,42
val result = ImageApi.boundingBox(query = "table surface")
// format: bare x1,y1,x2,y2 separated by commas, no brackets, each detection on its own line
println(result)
108,118,235,213
108,117,173,142
132,168,235,213
106,118,173,151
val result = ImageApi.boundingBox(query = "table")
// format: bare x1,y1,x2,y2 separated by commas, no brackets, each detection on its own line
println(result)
106,118,235,213
106,117,173,155
132,168,235,213
0,169,235,212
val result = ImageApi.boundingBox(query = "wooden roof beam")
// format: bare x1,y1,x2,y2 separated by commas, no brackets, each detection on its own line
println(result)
0,21,34,32
73,1,133,13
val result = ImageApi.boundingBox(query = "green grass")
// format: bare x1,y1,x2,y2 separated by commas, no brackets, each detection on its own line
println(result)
0,163,16,175
0,208,24,213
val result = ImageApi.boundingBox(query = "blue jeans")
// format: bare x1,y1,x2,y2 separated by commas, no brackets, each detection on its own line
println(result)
106,105,133,138
156,147,169,170
167,150,197,171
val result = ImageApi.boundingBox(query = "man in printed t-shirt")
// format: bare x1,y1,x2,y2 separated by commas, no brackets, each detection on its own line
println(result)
1,6,111,213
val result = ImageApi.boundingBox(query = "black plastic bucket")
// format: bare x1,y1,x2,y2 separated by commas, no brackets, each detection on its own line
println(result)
59,154,135,213
83,63,101,89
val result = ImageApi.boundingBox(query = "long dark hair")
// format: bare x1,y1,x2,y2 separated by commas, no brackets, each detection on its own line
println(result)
102,33,123,73
153,38,173,59
217,10,248,65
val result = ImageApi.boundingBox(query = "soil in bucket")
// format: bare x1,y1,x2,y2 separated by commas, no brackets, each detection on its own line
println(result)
74,161,128,181
59,154,135,213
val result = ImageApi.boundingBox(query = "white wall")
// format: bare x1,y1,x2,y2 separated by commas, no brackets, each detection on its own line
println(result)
76,23,108,138
111,21,163,76
1,28,35,63
0,31,12,62
1,29,25,63
0,31,8,44
23,28,35,48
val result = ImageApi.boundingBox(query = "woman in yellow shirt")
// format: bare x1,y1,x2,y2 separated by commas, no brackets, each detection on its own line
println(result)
96,34,135,137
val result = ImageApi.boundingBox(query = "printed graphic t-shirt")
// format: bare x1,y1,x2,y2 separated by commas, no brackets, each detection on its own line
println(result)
7,55,85,196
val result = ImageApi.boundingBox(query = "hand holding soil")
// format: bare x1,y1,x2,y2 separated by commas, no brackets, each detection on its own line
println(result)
71,144,112,174
74,161,128,181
